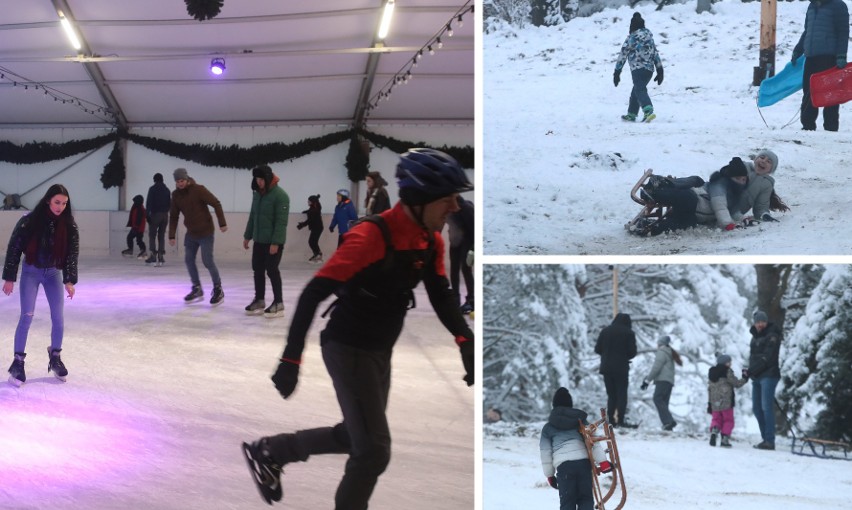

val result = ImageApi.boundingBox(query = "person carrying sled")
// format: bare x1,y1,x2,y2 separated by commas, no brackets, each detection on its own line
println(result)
241,148,474,509
707,353,749,448
540,387,609,510
640,335,682,431
594,313,638,428
791,0,849,132
746,310,783,450
613,12,664,123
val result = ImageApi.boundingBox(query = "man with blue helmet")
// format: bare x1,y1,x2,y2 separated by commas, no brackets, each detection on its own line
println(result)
242,148,474,509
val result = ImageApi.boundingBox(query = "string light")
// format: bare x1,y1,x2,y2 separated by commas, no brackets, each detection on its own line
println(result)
366,2,473,115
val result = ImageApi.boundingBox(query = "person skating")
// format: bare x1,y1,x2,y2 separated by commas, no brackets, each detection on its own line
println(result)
539,387,608,510
3,184,79,386
747,310,783,450
145,172,171,267
594,313,638,428
296,194,324,263
363,171,391,216
241,148,474,509
243,165,290,318
329,188,357,247
707,354,749,447
168,167,228,305
640,335,682,431
613,12,664,123
447,196,474,314
122,194,147,259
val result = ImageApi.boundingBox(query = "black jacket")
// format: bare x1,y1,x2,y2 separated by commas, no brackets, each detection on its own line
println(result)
595,313,637,375
146,181,171,215
748,322,782,379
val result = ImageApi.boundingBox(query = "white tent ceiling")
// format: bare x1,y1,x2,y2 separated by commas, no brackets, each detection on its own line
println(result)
0,0,474,128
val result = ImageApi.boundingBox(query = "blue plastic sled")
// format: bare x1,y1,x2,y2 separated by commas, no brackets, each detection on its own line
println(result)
757,57,805,107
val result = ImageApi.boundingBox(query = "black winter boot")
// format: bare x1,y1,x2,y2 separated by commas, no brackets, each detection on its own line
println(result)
720,434,732,448
709,427,719,446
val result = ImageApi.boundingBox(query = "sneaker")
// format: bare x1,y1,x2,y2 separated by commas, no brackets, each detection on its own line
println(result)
136,251,149,260
710,427,719,446
264,302,285,318
121,248,133,257
184,285,203,303
641,105,656,123
7,352,26,387
245,298,266,315
621,113,637,122
720,435,732,448
241,439,283,504
144,254,157,264
47,347,68,382
210,286,225,306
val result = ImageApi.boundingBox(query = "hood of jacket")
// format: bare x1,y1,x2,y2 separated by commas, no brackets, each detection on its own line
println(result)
708,364,728,383
612,312,632,328
547,407,588,431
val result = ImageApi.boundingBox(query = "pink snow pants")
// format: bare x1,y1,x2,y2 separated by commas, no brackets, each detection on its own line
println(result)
710,408,735,436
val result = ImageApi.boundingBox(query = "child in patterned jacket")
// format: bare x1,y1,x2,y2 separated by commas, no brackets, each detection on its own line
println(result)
707,354,749,447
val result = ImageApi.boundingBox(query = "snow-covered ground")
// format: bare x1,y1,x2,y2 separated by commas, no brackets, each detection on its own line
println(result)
484,423,851,509
483,1,852,255
0,257,473,509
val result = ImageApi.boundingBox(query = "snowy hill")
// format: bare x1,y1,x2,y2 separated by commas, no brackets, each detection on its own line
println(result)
483,1,852,255
483,423,851,509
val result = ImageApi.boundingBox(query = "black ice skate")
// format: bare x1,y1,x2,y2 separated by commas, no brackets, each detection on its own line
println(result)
184,285,203,303
121,248,133,257
7,352,26,387
210,286,224,306
264,302,284,319
245,298,266,315
47,347,68,381
242,439,283,504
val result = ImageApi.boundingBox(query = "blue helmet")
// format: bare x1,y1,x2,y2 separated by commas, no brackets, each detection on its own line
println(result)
336,188,350,199
396,148,473,205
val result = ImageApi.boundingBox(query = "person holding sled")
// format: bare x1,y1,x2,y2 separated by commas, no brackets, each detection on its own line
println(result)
640,335,682,431
791,0,849,132
540,387,609,510
746,310,783,450
613,12,664,123
594,313,638,428
707,354,749,448
241,148,474,509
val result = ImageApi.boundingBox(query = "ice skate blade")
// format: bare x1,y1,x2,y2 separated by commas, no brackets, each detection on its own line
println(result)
241,442,282,505
52,372,67,382
264,311,284,319
245,309,265,316
184,297,204,303
8,374,23,387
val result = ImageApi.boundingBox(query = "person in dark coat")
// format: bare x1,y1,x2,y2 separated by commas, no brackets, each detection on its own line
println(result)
447,196,474,314
791,0,849,131
746,310,783,450
594,313,638,427
145,172,171,266
364,171,391,216
121,194,147,258
539,387,607,510
297,194,324,263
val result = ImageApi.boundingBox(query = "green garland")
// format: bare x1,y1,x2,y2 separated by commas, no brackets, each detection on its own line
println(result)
0,129,474,189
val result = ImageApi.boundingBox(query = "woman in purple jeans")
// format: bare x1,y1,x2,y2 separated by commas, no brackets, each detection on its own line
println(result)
3,184,79,387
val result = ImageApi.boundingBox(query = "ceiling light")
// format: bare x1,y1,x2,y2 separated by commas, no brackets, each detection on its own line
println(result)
58,12,82,51
210,58,226,76
377,0,395,39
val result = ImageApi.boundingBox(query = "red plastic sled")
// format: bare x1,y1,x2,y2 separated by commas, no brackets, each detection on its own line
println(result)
810,63,852,108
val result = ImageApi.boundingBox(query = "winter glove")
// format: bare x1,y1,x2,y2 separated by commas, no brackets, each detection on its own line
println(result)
707,402,712,414
742,368,750,380
296,222,306,230
838,55,847,69
271,358,301,398
654,67,664,85
613,69,621,87
724,223,737,231
640,380,650,391
597,461,614,474
329,226,335,233
760,213,779,222
457,336,474,386
547,476,558,490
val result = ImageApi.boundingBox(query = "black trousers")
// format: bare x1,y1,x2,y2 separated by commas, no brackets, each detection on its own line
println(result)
251,242,283,303
602,372,629,425
266,341,392,510
556,458,594,510
308,229,322,257
147,211,168,257
649,187,698,235
802,54,840,131
126,229,146,251
449,240,474,305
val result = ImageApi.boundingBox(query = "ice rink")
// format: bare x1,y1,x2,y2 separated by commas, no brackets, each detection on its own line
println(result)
0,256,474,509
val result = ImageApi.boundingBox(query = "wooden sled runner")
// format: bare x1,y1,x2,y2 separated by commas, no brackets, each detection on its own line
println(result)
625,169,671,236
579,408,627,510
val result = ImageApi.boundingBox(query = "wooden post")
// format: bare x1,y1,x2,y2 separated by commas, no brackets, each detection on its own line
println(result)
753,0,777,86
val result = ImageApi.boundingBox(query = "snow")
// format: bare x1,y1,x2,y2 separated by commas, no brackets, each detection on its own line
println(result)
483,1,852,255
484,423,851,509
0,257,473,509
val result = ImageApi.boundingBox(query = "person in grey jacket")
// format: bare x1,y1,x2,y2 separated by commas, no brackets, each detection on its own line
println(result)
640,335,683,430
539,387,607,510
737,149,789,223
791,0,849,131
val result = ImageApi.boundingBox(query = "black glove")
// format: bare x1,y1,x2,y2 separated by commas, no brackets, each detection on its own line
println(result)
613,69,621,87
329,226,334,233
742,368,750,380
547,476,558,490
760,213,779,222
640,380,649,391
271,359,300,398
296,222,306,230
457,337,474,386
654,67,664,85
707,402,712,414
